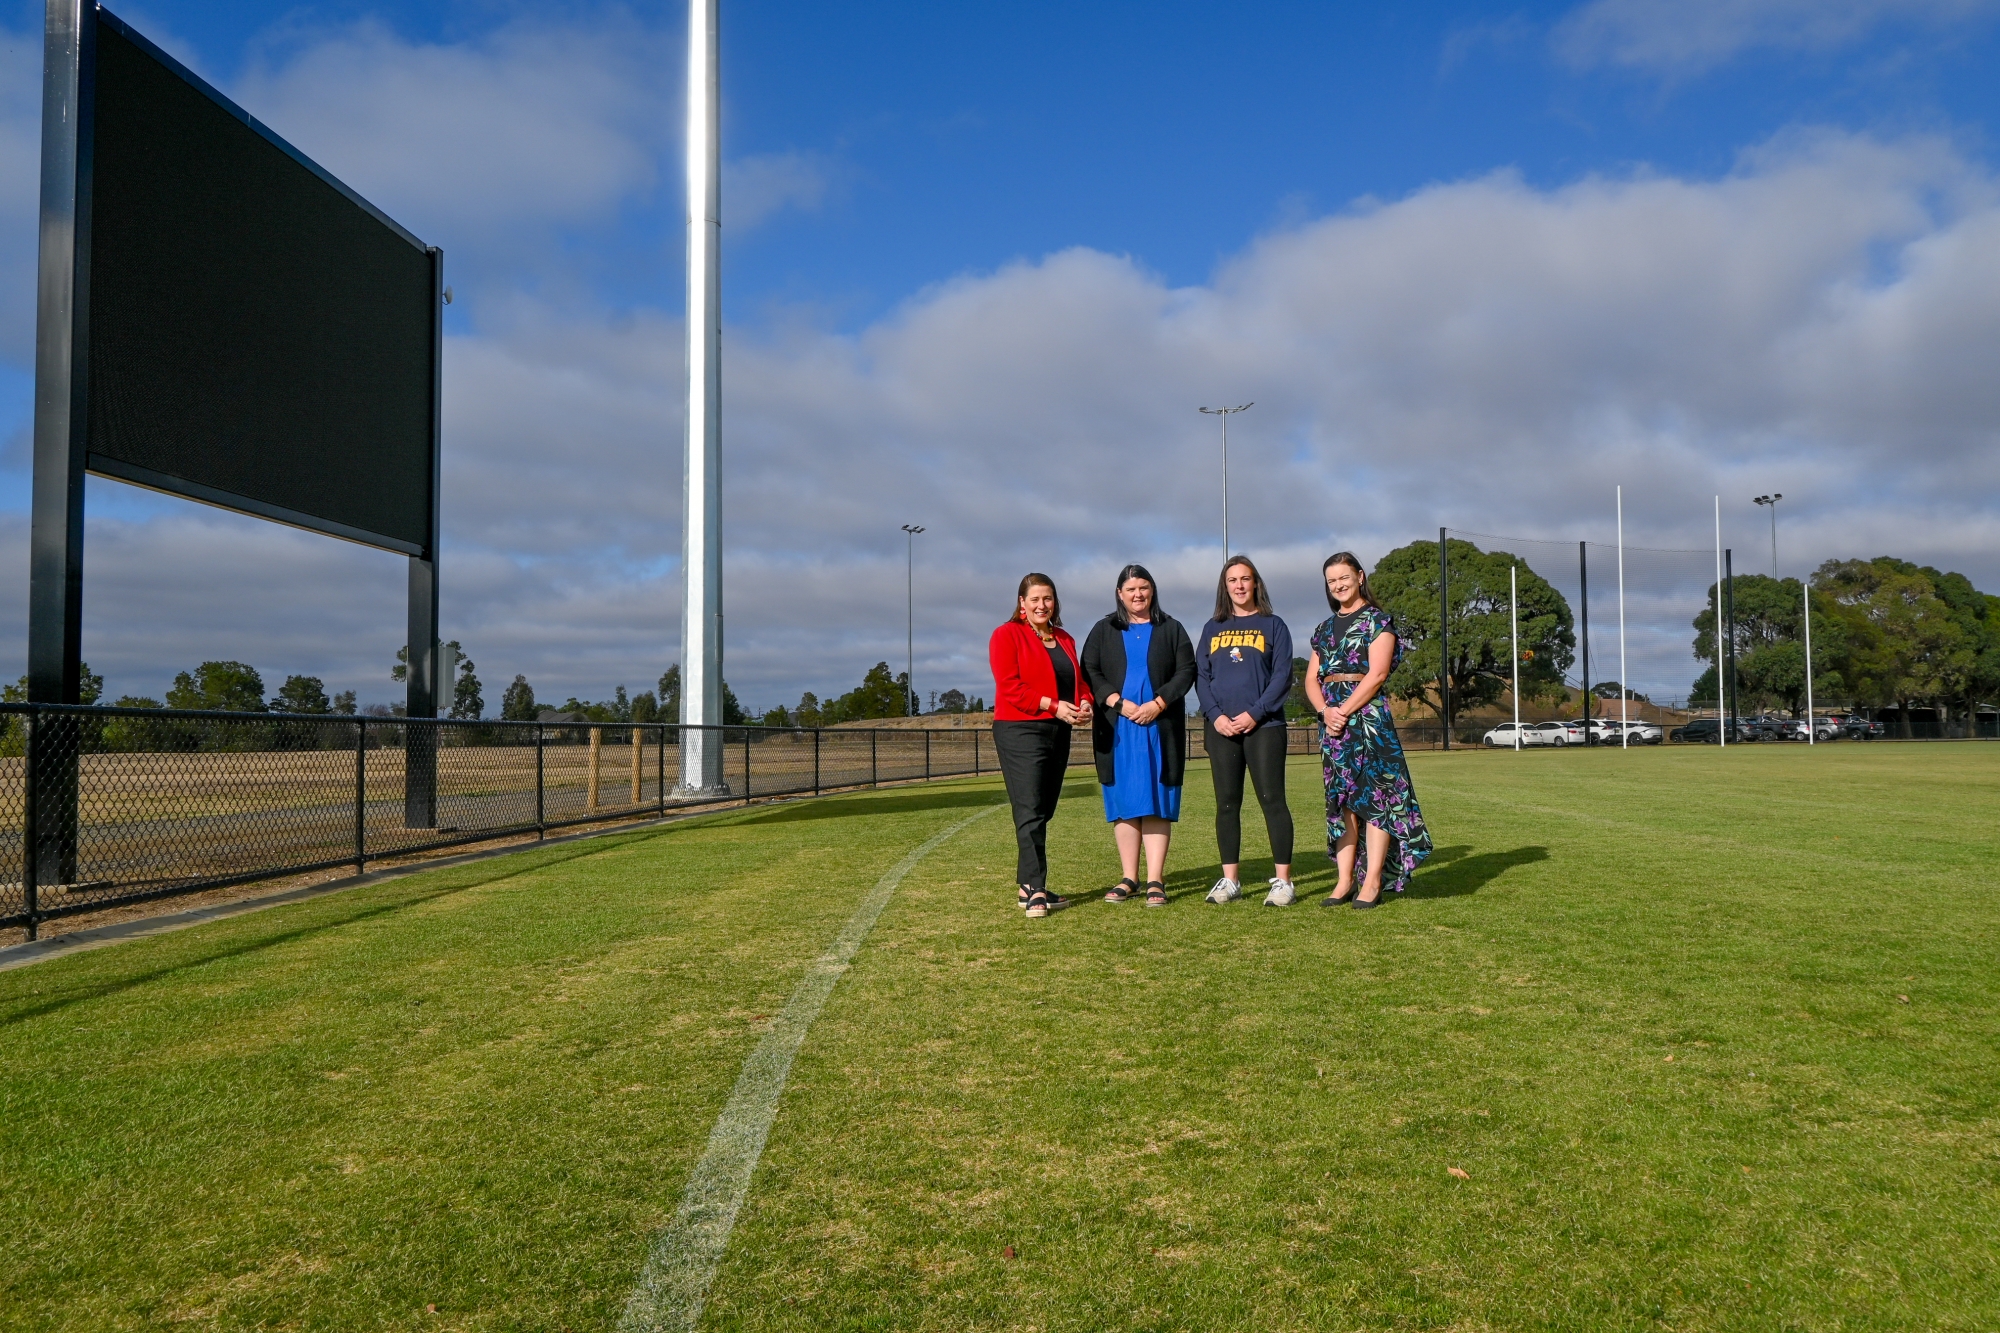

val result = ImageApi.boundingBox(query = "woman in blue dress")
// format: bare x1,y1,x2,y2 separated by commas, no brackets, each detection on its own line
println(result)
1081,565,1197,907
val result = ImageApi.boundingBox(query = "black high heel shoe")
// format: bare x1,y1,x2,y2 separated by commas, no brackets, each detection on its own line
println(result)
1351,883,1383,909
1322,883,1355,907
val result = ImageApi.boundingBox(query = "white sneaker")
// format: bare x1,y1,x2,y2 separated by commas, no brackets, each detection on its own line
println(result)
1263,878,1296,907
1205,877,1242,904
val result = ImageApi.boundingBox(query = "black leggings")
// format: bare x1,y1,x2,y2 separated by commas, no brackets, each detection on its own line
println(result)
992,720,1071,890
1206,718,1293,866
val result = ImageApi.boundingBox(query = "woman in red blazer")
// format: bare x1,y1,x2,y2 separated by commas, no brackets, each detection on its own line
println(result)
989,573,1092,917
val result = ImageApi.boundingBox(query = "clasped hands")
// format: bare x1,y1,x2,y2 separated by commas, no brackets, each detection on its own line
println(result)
1321,706,1351,737
1210,712,1259,737
1043,696,1093,725
1103,694,1164,726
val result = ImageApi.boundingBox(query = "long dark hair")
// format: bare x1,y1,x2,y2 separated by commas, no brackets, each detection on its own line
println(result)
1322,551,1375,611
1214,554,1274,622
1012,573,1062,628
1110,564,1161,628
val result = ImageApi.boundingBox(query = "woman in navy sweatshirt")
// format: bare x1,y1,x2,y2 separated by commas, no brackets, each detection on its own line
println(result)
1195,555,1297,905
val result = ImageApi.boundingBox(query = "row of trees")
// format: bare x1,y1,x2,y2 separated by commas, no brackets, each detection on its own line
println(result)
1692,557,1999,732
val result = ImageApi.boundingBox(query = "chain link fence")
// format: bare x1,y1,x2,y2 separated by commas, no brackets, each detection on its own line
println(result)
0,706,1068,940
8,698,1867,940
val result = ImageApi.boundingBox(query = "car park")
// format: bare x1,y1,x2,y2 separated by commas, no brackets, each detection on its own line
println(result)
1669,718,1748,744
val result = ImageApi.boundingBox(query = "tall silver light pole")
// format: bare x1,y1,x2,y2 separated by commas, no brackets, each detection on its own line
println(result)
676,0,725,794
901,524,924,715
1753,493,1782,577
1199,403,1252,557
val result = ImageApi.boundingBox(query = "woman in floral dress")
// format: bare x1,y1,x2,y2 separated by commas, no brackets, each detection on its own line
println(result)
1305,552,1432,907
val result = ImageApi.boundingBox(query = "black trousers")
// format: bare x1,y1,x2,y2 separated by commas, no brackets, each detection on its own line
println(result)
992,720,1071,890
1206,717,1294,866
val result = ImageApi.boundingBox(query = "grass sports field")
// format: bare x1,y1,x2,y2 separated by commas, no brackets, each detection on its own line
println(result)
2,744,1995,1331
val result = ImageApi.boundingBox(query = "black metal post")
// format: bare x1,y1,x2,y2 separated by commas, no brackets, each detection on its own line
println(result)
813,727,821,793
972,728,979,776
354,718,367,871
1580,541,1592,744
743,729,751,798
29,1,97,888
1438,528,1451,749
1724,549,1738,736
21,712,39,942
924,728,931,779
534,723,545,838
656,725,665,814
871,730,878,787
402,246,445,829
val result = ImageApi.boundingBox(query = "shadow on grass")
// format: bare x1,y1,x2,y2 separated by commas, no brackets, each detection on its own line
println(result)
0,831,670,1031
1404,845,1549,900
730,785,1010,826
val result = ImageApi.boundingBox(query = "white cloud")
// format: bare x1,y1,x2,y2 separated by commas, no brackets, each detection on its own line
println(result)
723,150,836,230
1554,0,1999,74
230,16,673,265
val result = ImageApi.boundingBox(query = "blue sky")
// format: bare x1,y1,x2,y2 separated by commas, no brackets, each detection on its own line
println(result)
2,0,1999,709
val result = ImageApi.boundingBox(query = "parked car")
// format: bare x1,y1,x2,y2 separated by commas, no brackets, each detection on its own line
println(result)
1530,720,1584,746
1612,719,1665,744
1578,717,1622,743
1483,721,1567,747
1669,718,1749,744
1838,715,1885,740
1743,715,1795,741
1789,717,1841,741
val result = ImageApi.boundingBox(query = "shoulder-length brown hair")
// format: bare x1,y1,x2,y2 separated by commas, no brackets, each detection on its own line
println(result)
1011,572,1062,628
1322,552,1375,611
1110,564,1162,629
1213,554,1275,622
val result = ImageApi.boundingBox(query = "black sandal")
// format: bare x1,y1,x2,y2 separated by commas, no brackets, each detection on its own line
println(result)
1144,881,1168,907
1026,889,1051,918
1104,877,1141,903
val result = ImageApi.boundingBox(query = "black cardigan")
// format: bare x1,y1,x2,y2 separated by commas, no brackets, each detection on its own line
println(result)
1081,612,1197,789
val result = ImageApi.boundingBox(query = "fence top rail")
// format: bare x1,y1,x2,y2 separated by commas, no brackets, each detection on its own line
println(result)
0,702,993,739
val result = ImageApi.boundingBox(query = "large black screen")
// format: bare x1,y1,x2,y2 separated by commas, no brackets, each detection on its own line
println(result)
85,13,436,554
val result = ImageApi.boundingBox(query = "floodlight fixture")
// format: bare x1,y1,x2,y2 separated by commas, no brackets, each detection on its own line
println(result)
1198,403,1253,557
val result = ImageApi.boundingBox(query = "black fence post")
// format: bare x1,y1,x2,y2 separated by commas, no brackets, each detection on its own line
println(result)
812,728,821,794
924,728,931,780
535,723,545,839
656,725,665,815
743,729,751,798
21,711,38,942
973,728,980,776
871,730,878,787
1580,540,1593,745
354,718,367,872
1439,528,1452,751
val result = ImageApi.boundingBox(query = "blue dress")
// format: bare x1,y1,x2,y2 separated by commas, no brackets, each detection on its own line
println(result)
1102,622,1182,822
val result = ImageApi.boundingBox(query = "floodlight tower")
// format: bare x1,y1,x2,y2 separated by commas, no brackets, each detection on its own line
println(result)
677,0,725,794
1198,403,1252,556
1753,493,1783,577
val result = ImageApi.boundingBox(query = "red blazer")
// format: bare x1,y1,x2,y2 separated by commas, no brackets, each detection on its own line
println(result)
989,618,1086,721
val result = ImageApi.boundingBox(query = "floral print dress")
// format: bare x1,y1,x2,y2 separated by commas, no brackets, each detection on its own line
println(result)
1313,606,1433,893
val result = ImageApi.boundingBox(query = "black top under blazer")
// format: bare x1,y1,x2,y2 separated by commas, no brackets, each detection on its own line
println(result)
1080,612,1197,790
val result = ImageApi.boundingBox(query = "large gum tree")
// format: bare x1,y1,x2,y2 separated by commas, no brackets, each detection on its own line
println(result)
1371,538,1575,721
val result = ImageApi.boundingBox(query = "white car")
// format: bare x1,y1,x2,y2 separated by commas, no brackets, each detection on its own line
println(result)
1483,721,1581,747
1607,719,1665,745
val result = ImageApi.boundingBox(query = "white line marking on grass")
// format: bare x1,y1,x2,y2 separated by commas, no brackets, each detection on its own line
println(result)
617,803,1005,1333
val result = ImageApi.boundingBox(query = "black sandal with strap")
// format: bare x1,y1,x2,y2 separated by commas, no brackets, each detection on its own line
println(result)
1104,877,1141,903
1144,880,1168,907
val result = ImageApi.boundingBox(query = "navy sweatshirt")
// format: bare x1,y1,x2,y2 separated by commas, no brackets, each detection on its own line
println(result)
1195,613,1294,725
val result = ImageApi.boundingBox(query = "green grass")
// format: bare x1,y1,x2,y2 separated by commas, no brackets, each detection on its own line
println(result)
2,745,1997,1331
